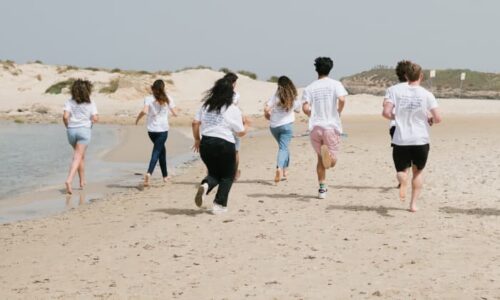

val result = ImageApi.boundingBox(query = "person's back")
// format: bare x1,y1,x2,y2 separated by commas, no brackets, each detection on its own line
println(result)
304,77,347,133
390,83,437,146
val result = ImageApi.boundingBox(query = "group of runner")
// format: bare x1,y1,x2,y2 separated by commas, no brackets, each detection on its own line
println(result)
61,57,441,214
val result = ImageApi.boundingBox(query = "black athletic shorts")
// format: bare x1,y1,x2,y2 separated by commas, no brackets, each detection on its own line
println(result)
389,126,396,147
392,144,430,172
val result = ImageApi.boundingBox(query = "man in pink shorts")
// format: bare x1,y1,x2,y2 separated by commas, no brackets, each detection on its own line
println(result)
302,57,348,199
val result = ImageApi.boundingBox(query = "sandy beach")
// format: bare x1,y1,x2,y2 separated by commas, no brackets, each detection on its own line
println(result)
0,108,499,298
1,64,500,299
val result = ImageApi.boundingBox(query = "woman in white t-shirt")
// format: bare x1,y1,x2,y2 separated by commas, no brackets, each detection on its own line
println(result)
192,78,249,214
63,79,99,194
135,80,178,186
264,76,300,184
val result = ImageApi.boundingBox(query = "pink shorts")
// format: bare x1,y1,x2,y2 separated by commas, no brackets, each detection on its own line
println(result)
310,126,341,157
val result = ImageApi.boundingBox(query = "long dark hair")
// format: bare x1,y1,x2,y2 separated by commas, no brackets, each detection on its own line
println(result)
202,78,234,113
71,79,92,104
276,76,297,111
151,79,170,105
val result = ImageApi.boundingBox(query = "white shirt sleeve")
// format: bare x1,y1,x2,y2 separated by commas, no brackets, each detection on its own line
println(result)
302,87,311,103
427,93,438,110
384,87,394,104
194,107,203,121
225,106,244,133
167,94,176,109
293,97,302,112
266,95,275,107
336,83,348,98
91,101,98,115
63,100,71,112
232,92,240,105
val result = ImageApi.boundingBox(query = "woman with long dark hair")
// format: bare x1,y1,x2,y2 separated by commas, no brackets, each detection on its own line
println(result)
63,79,98,194
264,76,300,184
192,78,249,214
136,79,178,186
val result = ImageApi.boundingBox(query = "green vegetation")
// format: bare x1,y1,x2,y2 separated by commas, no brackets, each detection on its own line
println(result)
34,60,43,64
111,68,122,73
99,78,120,94
267,76,279,83
237,70,257,80
14,119,24,124
36,74,42,81
45,79,75,94
177,65,213,72
85,67,101,72
219,67,232,74
341,66,500,99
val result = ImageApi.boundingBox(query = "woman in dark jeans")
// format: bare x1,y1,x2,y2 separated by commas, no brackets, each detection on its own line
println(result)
192,78,249,214
135,79,178,186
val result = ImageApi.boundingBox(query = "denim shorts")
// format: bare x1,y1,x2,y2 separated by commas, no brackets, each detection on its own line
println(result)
67,127,92,147
234,135,241,151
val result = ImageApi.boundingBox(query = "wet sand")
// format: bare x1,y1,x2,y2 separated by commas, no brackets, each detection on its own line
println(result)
0,114,499,299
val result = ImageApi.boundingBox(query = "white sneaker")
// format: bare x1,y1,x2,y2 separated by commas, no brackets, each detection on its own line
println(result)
211,203,228,214
318,187,327,199
195,183,208,207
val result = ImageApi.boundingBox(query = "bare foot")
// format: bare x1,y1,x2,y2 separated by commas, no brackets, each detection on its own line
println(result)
234,169,241,181
399,180,407,202
65,182,73,195
274,169,281,185
409,204,418,212
163,176,171,183
320,145,332,169
79,180,86,189
143,173,151,187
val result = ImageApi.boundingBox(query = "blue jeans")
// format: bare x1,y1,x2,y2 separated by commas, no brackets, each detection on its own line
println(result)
270,123,293,169
147,131,169,177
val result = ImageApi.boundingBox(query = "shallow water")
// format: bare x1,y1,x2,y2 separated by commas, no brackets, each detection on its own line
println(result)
0,122,120,200
0,122,197,223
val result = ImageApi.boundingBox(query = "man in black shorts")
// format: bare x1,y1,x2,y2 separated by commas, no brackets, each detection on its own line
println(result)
382,63,442,212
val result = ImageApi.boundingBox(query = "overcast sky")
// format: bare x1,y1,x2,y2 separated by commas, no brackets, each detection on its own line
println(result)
1,0,498,85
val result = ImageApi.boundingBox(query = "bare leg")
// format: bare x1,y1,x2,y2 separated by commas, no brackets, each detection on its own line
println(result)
316,155,326,184
274,168,282,185
144,173,151,187
410,166,424,212
234,151,241,181
397,169,409,201
78,152,86,188
65,144,87,194
282,168,288,179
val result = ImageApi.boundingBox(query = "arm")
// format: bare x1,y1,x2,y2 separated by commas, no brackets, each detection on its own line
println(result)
429,108,442,124
192,120,201,152
236,116,251,137
63,111,70,128
135,105,148,125
91,114,99,124
302,102,311,117
382,101,395,120
337,96,346,116
264,105,272,121
169,104,179,117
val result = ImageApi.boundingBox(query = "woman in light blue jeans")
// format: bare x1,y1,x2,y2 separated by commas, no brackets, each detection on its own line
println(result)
264,76,301,184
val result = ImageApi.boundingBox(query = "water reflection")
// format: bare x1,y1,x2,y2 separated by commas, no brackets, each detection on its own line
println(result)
65,190,88,209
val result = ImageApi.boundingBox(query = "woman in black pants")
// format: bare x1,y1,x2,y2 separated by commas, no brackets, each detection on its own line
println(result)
192,78,248,214
135,80,178,186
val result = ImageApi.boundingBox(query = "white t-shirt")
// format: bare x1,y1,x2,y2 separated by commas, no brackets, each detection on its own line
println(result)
144,95,176,132
385,84,438,145
63,99,98,128
266,94,301,128
194,104,244,144
232,92,240,105
384,83,408,128
302,77,348,132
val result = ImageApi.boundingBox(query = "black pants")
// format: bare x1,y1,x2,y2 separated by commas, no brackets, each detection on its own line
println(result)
147,131,168,177
200,136,236,207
